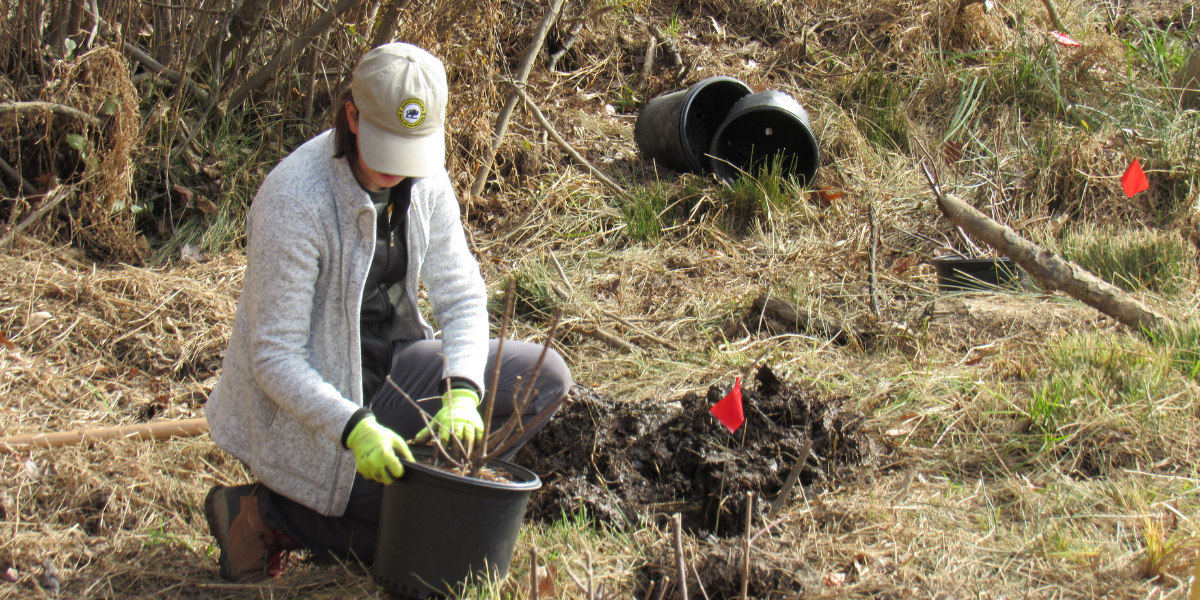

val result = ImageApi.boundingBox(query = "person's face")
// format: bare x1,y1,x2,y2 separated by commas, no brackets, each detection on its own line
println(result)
345,101,406,191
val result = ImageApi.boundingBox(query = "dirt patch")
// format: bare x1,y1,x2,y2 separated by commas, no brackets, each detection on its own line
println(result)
517,366,891,536
926,294,1113,353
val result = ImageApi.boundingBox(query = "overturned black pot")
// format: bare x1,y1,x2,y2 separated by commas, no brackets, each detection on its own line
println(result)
634,76,753,174
372,447,541,599
931,256,1026,291
708,90,820,185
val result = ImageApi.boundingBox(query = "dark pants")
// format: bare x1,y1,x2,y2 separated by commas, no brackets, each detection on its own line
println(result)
258,339,570,563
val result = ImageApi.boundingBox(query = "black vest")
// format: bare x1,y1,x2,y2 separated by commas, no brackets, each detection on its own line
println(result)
360,178,413,403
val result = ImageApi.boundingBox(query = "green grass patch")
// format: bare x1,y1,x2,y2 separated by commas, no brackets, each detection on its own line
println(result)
1054,224,1191,294
841,72,911,152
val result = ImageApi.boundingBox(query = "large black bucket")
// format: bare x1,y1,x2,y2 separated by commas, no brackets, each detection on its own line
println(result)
372,447,541,599
634,76,753,173
708,90,820,184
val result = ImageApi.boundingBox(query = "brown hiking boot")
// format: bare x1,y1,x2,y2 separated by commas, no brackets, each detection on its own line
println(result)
204,484,297,582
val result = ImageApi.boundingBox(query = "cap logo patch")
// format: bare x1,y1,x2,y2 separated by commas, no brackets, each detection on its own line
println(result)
398,99,425,128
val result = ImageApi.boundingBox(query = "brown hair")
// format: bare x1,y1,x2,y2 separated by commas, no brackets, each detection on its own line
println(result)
332,87,357,161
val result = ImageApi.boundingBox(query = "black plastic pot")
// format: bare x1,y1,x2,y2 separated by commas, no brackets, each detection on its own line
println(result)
634,76,754,173
708,90,820,184
931,256,1026,291
372,447,541,599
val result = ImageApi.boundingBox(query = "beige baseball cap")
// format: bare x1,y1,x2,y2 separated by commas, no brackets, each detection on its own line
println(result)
350,43,447,177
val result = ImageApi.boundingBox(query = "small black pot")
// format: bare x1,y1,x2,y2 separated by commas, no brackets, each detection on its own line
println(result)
634,76,754,174
708,90,820,184
372,447,541,599
931,256,1026,291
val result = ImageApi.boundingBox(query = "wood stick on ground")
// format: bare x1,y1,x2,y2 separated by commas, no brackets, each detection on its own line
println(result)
642,580,657,600
0,186,74,249
566,322,641,353
0,417,208,452
530,547,539,600
766,439,812,521
469,0,567,198
868,203,881,319
0,102,100,127
672,513,688,600
741,491,753,600
637,31,657,92
506,81,634,202
926,167,1176,333
225,0,361,111
0,156,38,196
656,577,670,600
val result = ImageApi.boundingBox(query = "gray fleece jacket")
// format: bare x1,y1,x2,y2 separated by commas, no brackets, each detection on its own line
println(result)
206,131,489,516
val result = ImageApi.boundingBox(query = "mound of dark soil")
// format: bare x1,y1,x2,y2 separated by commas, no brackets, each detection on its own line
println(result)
516,366,890,535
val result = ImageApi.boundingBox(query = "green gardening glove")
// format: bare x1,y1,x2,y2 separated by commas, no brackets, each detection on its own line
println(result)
347,415,414,485
413,388,484,447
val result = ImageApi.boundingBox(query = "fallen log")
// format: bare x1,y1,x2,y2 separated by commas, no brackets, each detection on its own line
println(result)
0,418,208,452
932,188,1175,333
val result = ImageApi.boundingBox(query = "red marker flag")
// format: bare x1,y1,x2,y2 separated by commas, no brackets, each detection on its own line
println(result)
1122,159,1150,198
711,377,745,433
1049,31,1082,47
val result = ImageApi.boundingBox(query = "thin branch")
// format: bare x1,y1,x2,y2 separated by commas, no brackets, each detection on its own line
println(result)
566,322,641,353
79,2,212,104
636,31,657,92
748,516,786,545
225,0,362,111
482,309,564,461
505,81,633,202
530,547,539,600
741,492,753,600
385,375,463,468
470,277,516,475
868,203,880,319
766,440,812,521
0,102,100,127
0,156,38,196
469,0,568,198
1040,0,1067,32
672,514,688,600
370,0,413,47
0,186,74,248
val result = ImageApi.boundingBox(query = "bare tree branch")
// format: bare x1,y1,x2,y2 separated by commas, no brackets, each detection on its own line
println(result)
0,102,100,127
469,0,567,198
225,0,364,111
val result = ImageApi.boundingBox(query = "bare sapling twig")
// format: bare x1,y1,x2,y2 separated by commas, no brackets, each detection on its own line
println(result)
0,186,74,249
741,492,753,600
868,203,881,320
690,561,710,600
505,81,634,202
469,0,567,198
749,516,787,545
656,576,670,600
481,309,564,461
469,277,515,476
672,514,688,600
766,440,812,521
385,375,463,468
